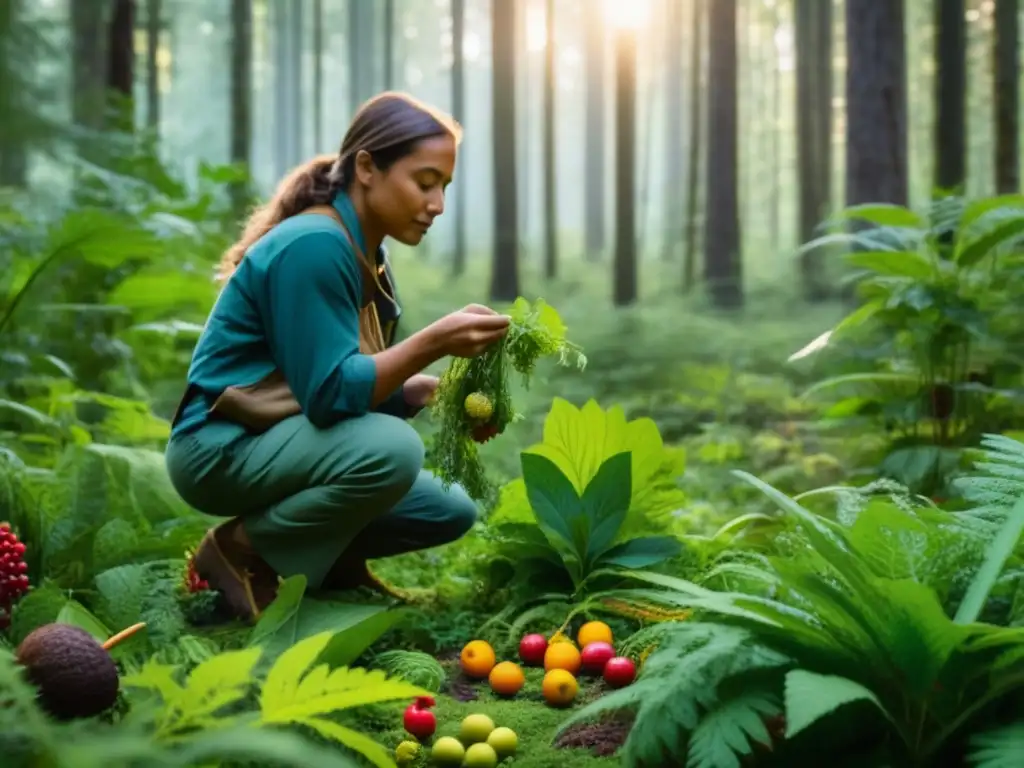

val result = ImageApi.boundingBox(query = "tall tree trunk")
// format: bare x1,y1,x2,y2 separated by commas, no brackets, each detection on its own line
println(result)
682,0,705,292
0,0,27,186
583,8,606,260
383,0,395,90
845,0,908,208
994,0,1019,193
795,0,833,299
312,0,323,149
349,0,375,112
542,0,557,279
613,26,638,307
705,0,742,308
934,0,966,192
230,0,252,217
490,0,519,301
107,0,135,132
662,0,685,262
451,0,467,275
145,0,161,131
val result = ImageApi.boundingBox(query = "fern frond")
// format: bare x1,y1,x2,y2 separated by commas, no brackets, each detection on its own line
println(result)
685,687,781,768
371,649,446,692
967,720,1024,768
555,623,791,767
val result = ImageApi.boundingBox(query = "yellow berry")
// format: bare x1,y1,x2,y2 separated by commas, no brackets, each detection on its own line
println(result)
464,392,494,421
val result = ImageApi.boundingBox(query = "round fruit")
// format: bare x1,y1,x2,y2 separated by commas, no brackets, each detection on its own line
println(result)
519,633,548,666
463,742,499,768
488,660,525,696
402,695,437,739
16,624,120,720
580,641,616,674
577,620,613,647
603,656,637,688
542,668,579,707
459,712,496,744
544,640,582,675
430,736,466,766
395,740,420,765
487,726,519,758
460,640,497,678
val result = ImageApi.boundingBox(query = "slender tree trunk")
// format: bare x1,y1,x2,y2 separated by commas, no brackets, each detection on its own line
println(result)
934,0,966,192
846,0,908,208
683,0,705,292
451,0,467,275
613,27,638,307
145,0,161,131
705,0,742,308
583,8,606,260
383,0,395,89
994,0,1019,193
0,0,27,185
490,0,519,301
662,0,685,262
795,0,833,299
313,0,323,149
542,0,557,279
230,0,252,216
107,0,135,132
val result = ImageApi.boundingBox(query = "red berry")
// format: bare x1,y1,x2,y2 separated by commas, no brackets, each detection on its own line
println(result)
12,542,25,556
16,575,28,590
15,562,26,574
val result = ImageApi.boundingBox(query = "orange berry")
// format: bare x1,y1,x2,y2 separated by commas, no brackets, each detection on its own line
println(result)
542,668,578,707
544,640,582,675
488,661,525,696
577,621,613,647
460,640,497,678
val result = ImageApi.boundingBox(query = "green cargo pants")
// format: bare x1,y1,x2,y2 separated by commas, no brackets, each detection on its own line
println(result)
164,411,478,590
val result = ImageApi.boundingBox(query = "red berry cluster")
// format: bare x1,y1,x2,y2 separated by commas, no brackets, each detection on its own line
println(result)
182,548,209,593
0,522,30,630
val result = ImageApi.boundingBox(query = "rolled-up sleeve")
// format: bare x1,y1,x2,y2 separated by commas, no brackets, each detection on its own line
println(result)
260,229,377,427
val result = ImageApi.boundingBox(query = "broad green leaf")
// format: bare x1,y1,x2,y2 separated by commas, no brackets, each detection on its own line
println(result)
596,535,682,569
521,451,583,548
959,194,1024,230
527,398,668,514
55,599,112,642
878,579,968,693
249,575,307,648
582,451,632,563
956,214,1024,267
844,250,933,279
784,669,894,738
831,203,925,229
317,607,409,668
832,298,884,336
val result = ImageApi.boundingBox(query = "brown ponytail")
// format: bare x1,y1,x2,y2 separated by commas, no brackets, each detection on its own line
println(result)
217,154,343,281
218,91,461,282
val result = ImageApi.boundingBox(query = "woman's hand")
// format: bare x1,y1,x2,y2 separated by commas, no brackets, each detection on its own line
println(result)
403,373,439,409
428,304,510,358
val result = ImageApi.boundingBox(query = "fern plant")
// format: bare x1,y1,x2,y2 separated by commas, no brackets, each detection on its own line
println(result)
559,464,1024,767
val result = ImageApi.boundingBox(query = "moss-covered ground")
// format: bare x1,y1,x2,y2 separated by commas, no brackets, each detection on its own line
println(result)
366,659,628,767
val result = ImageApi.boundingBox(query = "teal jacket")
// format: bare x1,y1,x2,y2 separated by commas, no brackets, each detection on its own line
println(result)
170,193,410,441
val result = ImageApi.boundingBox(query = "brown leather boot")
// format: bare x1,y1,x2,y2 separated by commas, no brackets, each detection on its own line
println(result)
191,520,279,623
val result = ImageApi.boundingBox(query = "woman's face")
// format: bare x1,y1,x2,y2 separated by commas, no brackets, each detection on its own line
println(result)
360,134,457,246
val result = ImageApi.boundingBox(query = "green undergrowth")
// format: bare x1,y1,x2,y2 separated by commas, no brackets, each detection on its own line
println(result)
362,660,623,767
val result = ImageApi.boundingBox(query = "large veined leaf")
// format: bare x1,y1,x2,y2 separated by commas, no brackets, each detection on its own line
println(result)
247,575,406,672
844,250,934,280
783,669,894,739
